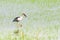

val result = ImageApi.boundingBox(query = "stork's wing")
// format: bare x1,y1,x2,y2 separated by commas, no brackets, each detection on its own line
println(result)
13,17,20,22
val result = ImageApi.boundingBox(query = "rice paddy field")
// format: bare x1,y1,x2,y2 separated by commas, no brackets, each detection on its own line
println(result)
0,0,60,40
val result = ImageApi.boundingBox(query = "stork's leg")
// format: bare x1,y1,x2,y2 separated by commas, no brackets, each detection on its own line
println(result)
18,22,22,27
14,22,24,40
14,22,20,35
17,23,24,40
20,24,22,27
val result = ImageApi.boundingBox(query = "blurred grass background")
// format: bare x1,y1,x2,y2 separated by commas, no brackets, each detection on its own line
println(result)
0,0,60,40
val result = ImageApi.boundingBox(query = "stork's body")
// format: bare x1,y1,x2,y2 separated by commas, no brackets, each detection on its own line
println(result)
13,13,27,22
13,16,23,22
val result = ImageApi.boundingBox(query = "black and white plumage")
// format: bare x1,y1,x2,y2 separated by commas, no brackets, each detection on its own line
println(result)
13,13,27,22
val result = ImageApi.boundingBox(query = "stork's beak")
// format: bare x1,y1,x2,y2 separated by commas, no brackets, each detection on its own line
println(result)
22,13,27,17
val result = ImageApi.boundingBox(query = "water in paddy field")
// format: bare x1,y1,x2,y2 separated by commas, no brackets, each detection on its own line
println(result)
0,0,60,40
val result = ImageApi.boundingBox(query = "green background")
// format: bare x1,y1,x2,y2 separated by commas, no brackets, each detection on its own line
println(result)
0,0,59,40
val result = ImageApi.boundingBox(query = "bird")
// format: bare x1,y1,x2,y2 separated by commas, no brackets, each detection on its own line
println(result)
13,13,27,34
13,13,27,22
13,13,27,27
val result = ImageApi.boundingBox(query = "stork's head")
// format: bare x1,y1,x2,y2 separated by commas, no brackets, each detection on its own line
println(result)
22,13,27,17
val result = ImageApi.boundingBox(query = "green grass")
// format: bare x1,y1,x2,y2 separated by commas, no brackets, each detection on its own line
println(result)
0,26,58,40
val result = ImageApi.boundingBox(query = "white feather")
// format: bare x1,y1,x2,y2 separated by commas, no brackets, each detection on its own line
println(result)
17,16,23,21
